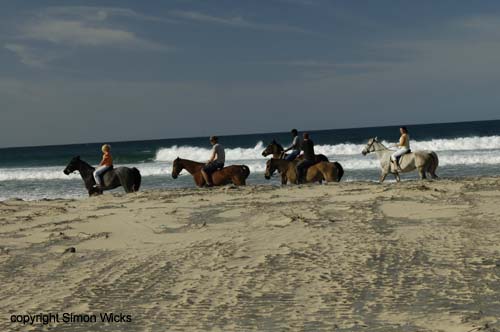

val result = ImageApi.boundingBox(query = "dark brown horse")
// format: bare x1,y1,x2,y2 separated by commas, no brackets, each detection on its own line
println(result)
265,158,343,184
63,156,141,196
171,157,250,187
261,140,329,162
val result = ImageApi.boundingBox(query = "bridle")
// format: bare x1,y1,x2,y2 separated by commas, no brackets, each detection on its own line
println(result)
364,139,387,154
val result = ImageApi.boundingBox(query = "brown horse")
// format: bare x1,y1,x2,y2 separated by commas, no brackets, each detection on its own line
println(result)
264,158,343,185
171,157,250,187
261,140,329,162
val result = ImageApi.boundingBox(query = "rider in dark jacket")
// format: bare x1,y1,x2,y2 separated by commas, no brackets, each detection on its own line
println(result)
296,133,316,184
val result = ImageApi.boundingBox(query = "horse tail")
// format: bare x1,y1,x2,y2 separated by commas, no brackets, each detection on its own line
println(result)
132,167,141,191
429,152,439,177
333,162,344,182
240,165,250,179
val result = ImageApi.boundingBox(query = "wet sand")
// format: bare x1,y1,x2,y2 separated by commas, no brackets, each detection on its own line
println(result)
1,177,500,331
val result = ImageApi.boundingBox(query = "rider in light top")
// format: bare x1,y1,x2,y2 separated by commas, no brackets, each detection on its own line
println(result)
93,144,113,188
202,136,225,186
391,127,410,171
283,129,301,161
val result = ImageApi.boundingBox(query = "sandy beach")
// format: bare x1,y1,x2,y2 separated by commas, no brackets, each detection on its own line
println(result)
1,177,500,331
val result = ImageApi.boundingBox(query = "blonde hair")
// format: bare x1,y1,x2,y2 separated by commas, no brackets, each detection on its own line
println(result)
101,144,111,152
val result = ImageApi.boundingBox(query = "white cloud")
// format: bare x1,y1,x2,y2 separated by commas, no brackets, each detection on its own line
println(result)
38,6,176,24
171,10,309,33
21,19,169,50
5,6,172,68
5,43,48,68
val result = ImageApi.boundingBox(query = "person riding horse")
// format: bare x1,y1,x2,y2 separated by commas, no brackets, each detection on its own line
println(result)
283,129,302,161
391,127,411,171
296,132,316,184
93,144,113,189
201,136,225,187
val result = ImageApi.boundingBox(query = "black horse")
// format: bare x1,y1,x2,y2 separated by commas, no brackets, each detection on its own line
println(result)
261,140,329,162
63,156,141,196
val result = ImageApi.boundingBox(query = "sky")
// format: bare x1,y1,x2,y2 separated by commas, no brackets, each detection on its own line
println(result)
1,0,500,147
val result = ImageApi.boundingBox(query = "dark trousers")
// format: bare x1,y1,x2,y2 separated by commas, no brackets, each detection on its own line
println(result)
296,159,316,183
203,162,224,175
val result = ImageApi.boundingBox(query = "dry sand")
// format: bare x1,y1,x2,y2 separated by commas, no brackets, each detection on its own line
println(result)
1,177,500,331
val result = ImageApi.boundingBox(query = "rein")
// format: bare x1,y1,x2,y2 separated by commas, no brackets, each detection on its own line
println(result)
365,140,389,153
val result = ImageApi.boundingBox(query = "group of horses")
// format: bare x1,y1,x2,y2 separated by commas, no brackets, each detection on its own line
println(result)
63,138,439,196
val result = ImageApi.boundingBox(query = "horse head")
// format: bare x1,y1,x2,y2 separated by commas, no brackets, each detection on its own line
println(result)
262,140,283,157
362,137,378,156
63,156,81,175
264,159,277,180
171,157,183,179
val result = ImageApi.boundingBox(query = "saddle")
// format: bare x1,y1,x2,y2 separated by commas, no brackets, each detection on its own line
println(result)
98,165,114,182
396,149,412,161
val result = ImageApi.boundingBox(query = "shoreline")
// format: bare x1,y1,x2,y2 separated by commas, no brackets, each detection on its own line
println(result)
1,176,499,331
2,174,500,202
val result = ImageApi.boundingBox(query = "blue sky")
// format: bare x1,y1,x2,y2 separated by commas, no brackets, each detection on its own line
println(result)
1,1,500,147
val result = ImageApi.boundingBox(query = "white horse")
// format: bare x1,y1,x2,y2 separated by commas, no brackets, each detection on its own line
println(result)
361,137,439,182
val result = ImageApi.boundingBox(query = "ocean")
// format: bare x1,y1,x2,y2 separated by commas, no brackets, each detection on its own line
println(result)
1,120,499,201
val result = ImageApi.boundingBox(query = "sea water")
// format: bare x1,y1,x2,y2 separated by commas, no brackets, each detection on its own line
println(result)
0,120,499,200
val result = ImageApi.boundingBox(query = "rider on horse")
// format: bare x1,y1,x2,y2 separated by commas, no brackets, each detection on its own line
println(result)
283,129,302,161
201,136,225,187
391,127,411,171
93,144,113,189
296,133,316,184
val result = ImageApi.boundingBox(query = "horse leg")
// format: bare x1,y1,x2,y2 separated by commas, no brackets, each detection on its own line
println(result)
392,173,400,182
232,176,244,186
429,164,439,179
380,171,389,183
418,167,427,180
281,173,287,185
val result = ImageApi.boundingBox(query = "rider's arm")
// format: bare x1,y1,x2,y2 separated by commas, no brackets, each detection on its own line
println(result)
284,137,298,152
207,148,216,163
391,136,405,148
99,154,105,166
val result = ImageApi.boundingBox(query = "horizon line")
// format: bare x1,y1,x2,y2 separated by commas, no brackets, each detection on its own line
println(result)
1,117,499,150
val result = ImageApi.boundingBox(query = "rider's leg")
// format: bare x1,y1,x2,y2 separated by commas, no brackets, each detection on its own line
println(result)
201,169,212,186
391,149,408,171
285,150,300,161
93,165,109,187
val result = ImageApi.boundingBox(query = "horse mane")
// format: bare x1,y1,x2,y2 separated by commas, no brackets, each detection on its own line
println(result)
373,139,388,150
76,157,95,171
270,140,284,151
177,157,205,166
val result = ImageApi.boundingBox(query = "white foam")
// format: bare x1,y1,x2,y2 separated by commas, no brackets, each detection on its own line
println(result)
2,136,500,182
154,135,500,162
155,141,267,162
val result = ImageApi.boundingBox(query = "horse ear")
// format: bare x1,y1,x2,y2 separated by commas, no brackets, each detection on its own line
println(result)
374,137,378,142
272,139,276,143
76,155,80,160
